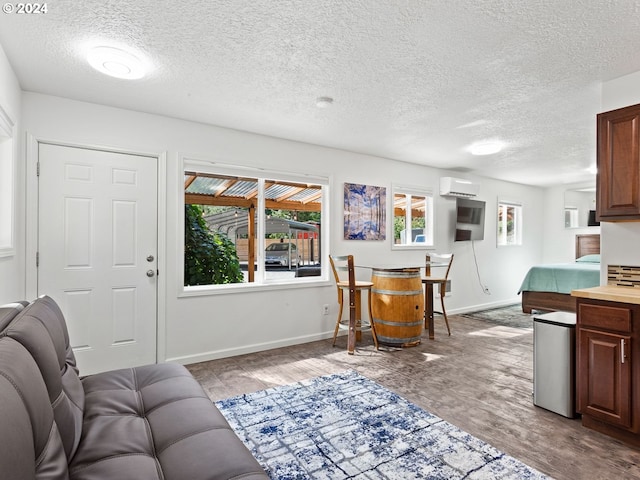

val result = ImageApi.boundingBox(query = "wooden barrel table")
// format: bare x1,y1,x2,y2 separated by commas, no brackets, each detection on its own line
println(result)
371,267,424,347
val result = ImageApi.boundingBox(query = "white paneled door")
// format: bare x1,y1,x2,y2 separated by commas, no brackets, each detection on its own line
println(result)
38,143,158,375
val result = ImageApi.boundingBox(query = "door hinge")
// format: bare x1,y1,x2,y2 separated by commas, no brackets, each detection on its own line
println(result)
36,251,39,267
36,161,40,176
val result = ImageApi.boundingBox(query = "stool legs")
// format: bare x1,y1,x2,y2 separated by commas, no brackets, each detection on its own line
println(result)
332,288,378,350
423,281,451,337
440,284,451,336
367,290,379,350
332,291,344,347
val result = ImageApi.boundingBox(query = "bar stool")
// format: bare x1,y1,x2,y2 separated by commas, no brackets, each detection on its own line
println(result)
422,253,454,336
329,254,379,353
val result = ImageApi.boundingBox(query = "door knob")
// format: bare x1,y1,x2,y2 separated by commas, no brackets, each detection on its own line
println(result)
146,270,155,278
147,255,154,262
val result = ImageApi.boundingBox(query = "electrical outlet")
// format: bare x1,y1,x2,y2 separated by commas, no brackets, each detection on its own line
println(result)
323,304,330,315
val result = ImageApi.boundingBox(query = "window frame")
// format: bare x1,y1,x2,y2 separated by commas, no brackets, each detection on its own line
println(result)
497,198,523,247
564,205,579,228
0,104,15,258
179,157,330,296
391,184,435,250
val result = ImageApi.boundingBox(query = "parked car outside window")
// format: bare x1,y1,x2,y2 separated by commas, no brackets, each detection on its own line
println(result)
265,242,300,267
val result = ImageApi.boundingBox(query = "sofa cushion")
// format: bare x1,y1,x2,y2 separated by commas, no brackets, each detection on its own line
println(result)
71,363,268,480
7,297,85,461
0,336,69,479
0,301,28,330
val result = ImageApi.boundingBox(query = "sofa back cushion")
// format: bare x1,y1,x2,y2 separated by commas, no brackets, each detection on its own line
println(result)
0,301,28,331
0,336,69,479
7,296,85,460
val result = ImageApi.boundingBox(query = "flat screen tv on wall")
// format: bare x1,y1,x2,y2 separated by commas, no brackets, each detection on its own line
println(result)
455,198,486,241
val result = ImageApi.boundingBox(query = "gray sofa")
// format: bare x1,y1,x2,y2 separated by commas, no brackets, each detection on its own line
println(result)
0,296,269,480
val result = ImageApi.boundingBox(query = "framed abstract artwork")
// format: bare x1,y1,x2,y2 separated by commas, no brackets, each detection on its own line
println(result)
344,183,386,240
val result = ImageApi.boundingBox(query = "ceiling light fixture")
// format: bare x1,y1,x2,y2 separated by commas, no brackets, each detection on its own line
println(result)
87,46,146,80
468,141,503,156
315,96,334,108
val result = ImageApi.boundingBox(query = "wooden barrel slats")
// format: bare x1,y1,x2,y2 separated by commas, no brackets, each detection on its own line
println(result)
371,269,424,347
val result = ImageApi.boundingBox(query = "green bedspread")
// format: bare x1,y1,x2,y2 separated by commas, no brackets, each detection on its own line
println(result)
518,262,600,294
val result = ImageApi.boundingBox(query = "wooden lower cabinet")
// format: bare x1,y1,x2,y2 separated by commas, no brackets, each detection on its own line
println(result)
578,329,631,427
577,299,640,446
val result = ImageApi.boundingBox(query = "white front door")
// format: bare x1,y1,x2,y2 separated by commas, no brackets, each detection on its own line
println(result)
38,143,158,375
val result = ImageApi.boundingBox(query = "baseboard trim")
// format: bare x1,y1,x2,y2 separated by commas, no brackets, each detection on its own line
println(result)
165,331,336,366
165,299,522,365
447,298,521,316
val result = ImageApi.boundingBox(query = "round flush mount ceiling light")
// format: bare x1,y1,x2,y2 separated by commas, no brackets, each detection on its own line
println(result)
87,46,147,80
468,141,504,156
315,96,334,108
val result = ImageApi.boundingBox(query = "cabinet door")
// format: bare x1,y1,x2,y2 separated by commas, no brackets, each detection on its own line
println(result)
578,328,632,428
597,103,640,220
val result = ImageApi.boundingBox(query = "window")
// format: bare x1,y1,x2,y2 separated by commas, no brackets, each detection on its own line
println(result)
497,200,523,246
182,161,327,290
392,185,434,248
0,105,15,257
564,206,579,228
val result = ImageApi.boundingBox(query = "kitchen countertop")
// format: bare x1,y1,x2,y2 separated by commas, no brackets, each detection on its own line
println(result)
571,285,640,305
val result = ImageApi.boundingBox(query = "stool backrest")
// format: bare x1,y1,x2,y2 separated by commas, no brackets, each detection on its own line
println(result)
425,253,454,279
329,254,356,285
328,254,356,298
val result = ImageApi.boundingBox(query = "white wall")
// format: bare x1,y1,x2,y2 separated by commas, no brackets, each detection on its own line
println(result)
0,44,23,304
21,92,545,365
600,71,640,283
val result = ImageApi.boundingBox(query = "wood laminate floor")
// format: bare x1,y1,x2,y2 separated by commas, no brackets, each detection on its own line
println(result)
187,313,640,479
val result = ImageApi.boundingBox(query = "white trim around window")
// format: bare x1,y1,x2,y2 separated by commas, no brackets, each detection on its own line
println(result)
391,183,434,249
0,104,15,257
179,156,331,296
497,198,523,246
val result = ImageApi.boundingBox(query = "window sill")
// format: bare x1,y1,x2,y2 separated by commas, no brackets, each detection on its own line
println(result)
179,276,332,297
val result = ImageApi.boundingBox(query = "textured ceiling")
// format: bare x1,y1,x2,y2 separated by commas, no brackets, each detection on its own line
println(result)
2,0,640,186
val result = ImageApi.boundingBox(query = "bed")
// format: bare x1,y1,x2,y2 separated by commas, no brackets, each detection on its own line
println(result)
519,234,600,313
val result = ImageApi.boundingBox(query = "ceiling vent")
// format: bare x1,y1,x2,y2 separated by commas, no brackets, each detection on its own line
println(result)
439,177,480,198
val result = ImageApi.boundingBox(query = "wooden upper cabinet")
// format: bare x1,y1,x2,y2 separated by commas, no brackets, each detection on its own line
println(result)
597,103,640,221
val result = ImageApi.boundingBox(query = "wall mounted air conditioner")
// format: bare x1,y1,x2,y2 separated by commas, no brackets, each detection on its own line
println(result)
439,177,480,198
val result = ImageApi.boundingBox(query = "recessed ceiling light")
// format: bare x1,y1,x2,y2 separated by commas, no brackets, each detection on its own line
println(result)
316,96,334,108
468,141,504,156
87,46,146,80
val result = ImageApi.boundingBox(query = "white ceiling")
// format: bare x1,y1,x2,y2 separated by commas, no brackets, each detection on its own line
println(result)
2,0,640,187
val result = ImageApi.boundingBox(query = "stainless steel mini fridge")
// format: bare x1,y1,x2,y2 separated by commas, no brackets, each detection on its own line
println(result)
533,311,576,418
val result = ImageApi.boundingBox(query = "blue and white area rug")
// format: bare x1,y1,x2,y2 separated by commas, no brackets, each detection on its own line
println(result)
215,370,550,479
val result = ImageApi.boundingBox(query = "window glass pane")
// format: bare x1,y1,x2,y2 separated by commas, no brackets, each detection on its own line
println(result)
564,207,578,228
184,172,256,286
410,196,426,243
393,193,408,245
264,179,321,281
0,112,14,257
393,188,433,248
498,202,522,246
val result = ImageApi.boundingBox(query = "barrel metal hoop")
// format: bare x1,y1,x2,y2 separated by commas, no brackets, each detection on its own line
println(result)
372,318,423,327
375,334,422,344
372,288,423,296
372,271,420,279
